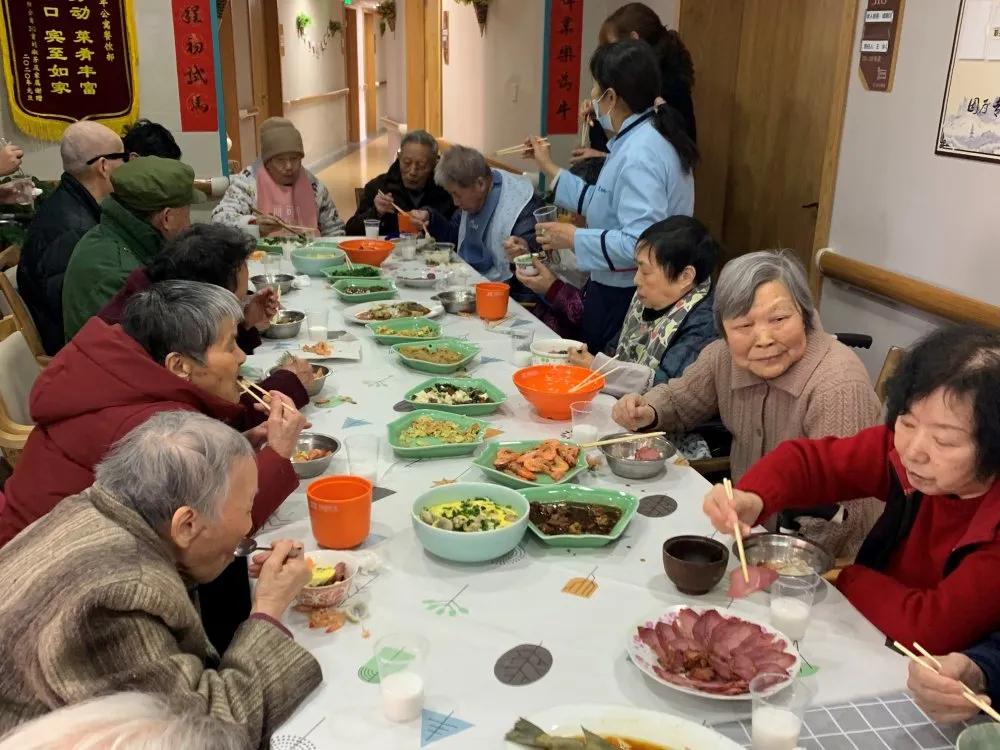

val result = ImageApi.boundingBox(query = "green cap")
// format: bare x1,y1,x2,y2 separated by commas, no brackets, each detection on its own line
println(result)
110,156,203,212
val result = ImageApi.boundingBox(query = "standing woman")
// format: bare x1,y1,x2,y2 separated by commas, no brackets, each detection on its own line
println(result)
525,40,697,354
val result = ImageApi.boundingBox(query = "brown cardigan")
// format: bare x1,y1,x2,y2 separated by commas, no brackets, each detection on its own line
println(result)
0,485,322,748
643,327,883,558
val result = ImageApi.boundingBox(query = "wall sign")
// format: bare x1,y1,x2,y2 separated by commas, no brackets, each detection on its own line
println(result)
0,0,139,141
544,0,584,135
171,0,218,132
858,0,905,92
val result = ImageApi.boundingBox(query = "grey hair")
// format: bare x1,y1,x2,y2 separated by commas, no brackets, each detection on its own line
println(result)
122,280,243,365
60,121,123,177
400,129,439,156
94,411,253,529
434,144,491,189
713,250,815,334
0,692,249,750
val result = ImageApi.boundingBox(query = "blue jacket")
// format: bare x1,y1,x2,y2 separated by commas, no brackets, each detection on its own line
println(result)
967,633,1000,707
653,288,717,384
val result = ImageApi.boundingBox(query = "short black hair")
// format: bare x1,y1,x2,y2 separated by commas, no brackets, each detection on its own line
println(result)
885,325,1000,481
148,223,254,292
122,119,182,160
636,215,719,283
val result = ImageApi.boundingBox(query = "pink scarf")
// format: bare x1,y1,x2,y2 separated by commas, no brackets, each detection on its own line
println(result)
255,165,319,235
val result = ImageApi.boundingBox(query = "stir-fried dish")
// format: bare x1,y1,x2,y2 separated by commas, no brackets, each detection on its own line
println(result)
494,440,581,482
303,341,332,356
399,415,482,446
410,383,492,405
506,719,673,749
325,265,380,278
419,498,519,532
357,302,431,321
306,559,347,587
342,284,391,294
374,324,437,337
398,345,464,364
529,501,622,536
291,448,331,463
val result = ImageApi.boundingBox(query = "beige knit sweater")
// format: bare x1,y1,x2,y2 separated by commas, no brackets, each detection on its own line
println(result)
0,485,322,748
643,328,883,558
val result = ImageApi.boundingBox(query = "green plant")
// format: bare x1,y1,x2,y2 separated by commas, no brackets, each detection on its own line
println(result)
295,12,311,36
328,20,343,38
375,0,396,35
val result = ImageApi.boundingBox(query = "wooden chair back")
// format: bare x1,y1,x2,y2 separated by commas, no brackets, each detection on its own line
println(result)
0,268,45,362
875,346,905,405
0,244,20,271
0,331,38,467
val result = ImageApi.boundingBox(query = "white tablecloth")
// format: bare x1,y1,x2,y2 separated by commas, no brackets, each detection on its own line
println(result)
249,246,908,749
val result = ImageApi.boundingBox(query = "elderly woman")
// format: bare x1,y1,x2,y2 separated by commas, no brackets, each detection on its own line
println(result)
704,326,1000,654
0,412,321,748
614,251,881,557
213,117,344,237
408,144,543,282
346,130,456,236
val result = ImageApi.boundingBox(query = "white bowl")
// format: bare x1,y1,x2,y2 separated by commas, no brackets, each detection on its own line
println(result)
295,549,357,609
514,254,539,276
530,338,583,365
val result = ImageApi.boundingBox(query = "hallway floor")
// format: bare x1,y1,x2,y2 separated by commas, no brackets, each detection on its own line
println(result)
317,134,392,223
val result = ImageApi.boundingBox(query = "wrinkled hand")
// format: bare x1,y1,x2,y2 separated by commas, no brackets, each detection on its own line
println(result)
702,484,764,538
907,653,987,724
0,182,21,205
374,191,395,216
567,344,594,369
522,135,556,175
569,147,608,165
504,236,530,262
250,539,311,619
536,221,576,253
0,143,23,176
515,260,556,295
256,215,284,238
260,391,308,458
612,392,655,433
243,287,279,331
578,99,595,125
274,356,316,390
408,209,430,227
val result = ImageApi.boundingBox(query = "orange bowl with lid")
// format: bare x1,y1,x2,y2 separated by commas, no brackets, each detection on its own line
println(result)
338,239,395,267
512,364,605,420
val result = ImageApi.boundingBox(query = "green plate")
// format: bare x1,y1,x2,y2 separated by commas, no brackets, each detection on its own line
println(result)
321,263,383,281
333,277,398,303
473,439,588,489
403,377,507,416
519,485,639,547
366,317,442,345
391,338,480,374
387,408,489,458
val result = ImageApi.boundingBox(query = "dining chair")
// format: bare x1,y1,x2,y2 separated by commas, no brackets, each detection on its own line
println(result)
0,244,19,271
0,267,45,364
0,331,39,467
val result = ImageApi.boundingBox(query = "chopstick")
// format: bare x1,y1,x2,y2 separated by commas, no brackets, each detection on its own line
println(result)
912,642,944,671
495,138,549,156
377,190,408,217
896,641,1000,723
377,189,435,242
578,431,666,449
725,477,750,584
250,207,309,242
568,356,620,393
238,379,270,411
239,378,270,399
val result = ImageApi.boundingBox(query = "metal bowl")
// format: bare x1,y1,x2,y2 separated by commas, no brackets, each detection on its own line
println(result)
734,532,834,577
433,290,476,314
600,433,676,480
291,432,341,479
269,362,328,396
262,310,304,339
251,273,294,294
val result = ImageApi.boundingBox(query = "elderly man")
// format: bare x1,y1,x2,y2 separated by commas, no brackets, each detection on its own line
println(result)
409,144,542,282
122,118,182,160
345,129,455,236
62,155,199,341
17,122,128,354
0,412,322,748
213,116,343,237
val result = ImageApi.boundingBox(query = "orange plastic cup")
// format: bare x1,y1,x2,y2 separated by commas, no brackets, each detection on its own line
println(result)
397,212,419,233
306,475,373,549
475,282,510,321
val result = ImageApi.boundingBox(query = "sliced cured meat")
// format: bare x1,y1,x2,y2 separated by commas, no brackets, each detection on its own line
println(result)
655,621,678,653
693,609,725,647
728,565,779,598
708,654,734,680
731,653,758,681
638,626,666,663
674,607,699,639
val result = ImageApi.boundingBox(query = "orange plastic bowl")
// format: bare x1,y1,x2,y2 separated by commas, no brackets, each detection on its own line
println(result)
512,364,605,420
338,239,394,267
397,212,420,233
307,475,373,549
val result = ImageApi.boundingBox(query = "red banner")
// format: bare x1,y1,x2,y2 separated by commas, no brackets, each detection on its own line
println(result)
545,0,585,135
171,0,218,131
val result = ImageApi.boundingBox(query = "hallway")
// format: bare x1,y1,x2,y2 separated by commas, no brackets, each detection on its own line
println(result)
316,135,393,223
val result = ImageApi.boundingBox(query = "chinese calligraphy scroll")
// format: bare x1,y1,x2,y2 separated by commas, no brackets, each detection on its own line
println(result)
0,0,139,141
545,0,584,135
171,0,218,131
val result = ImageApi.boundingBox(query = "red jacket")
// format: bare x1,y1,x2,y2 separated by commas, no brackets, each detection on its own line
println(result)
738,424,1000,653
0,318,298,547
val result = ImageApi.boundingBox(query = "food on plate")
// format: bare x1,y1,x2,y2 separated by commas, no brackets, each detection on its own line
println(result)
398,345,464,364
303,341,332,356
292,448,332,464
635,607,795,695
399,415,482,446
761,559,816,576
529,501,622,536
308,607,347,633
259,237,283,247
505,719,670,750
249,250,267,262
419,497,519,532
302,252,341,259
633,446,663,461
325,264,380,278
356,301,431,321
306,560,347,587
494,440,581,482
727,565,780,599
342,284,391,294
374,323,437,338
409,383,492,406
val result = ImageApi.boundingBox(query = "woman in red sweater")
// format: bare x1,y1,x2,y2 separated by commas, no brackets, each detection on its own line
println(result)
703,326,1000,654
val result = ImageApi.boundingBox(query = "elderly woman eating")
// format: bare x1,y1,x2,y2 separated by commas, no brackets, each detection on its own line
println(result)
213,116,344,237
703,326,1000,654
613,251,882,557
0,412,321,748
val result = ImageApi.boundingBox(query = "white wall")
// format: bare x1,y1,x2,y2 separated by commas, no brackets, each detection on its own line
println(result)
382,1,406,125
820,0,1000,375
0,0,223,179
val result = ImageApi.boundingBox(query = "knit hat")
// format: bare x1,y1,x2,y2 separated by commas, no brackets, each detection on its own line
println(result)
260,117,304,163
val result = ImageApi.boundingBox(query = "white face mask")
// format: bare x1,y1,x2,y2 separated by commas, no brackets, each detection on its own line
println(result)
592,89,615,133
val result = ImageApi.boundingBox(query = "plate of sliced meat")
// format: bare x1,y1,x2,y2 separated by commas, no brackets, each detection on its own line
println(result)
628,605,800,700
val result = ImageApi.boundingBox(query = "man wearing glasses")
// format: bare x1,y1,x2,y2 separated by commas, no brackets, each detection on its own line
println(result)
17,122,128,355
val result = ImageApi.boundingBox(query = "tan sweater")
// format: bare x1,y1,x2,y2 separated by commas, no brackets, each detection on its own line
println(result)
643,328,883,558
0,485,322,748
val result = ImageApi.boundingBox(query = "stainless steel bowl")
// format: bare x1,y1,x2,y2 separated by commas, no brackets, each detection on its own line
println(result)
735,532,834,576
600,433,675,480
250,273,294,294
433,290,476,314
262,310,304,339
269,362,328,396
291,432,340,479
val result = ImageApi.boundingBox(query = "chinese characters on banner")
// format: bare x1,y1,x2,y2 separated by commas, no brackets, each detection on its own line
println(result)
0,0,139,141
545,0,584,135
171,0,218,131
858,0,905,92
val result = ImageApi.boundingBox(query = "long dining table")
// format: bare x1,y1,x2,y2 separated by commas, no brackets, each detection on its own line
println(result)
248,242,910,749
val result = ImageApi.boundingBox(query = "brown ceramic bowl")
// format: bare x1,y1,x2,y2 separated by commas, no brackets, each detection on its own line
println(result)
662,535,730,595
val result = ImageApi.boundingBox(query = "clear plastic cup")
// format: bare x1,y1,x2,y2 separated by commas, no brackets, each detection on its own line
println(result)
364,219,381,238
533,205,558,224
570,400,601,445
751,674,815,750
306,308,329,342
346,434,380,486
510,328,534,368
769,573,821,643
375,633,429,722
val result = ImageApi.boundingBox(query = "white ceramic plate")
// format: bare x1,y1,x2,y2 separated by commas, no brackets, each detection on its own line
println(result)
627,604,800,701
395,269,442,288
530,338,583,364
503,704,742,749
343,300,444,324
291,340,362,361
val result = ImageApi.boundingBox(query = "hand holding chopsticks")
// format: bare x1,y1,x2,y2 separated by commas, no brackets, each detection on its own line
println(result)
238,378,272,411
725,477,750,584
897,641,1000,723
250,207,309,242
495,138,549,157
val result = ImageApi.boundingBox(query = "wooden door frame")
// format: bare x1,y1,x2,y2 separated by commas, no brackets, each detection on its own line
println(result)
345,8,361,143
404,0,442,134
363,11,378,137
261,0,283,119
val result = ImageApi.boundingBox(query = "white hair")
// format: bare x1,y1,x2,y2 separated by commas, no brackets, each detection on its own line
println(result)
0,692,249,750
713,250,815,334
60,121,123,177
435,144,490,188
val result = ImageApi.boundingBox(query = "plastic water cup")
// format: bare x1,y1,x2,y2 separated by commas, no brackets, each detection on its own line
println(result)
751,674,815,750
306,308,329,343
346,434,380,486
375,634,429,722
364,219,381,238
769,573,821,643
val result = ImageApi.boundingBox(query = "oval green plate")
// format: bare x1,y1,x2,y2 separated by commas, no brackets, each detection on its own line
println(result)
403,377,507,416
387,408,489,458
366,317,442,345
391,338,480,374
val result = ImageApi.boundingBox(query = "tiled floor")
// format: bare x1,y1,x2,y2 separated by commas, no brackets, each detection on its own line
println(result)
316,135,393,222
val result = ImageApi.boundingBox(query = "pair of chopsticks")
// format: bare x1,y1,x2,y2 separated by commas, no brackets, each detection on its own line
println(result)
378,190,436,243
724,477,751,584
895,641,1000,722
238,378,271,412
577,430,665,450
495,138,549,156
251,207,309,242
568,356,620,393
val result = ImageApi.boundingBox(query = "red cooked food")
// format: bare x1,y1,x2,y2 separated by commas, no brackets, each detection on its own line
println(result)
634,446,662,461
727,565,780,599
636,607,795,695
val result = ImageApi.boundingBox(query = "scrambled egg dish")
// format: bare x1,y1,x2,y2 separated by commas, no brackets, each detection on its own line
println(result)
419,498,519,532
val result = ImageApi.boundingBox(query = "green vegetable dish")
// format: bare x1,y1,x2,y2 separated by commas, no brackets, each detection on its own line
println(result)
325,265,381,278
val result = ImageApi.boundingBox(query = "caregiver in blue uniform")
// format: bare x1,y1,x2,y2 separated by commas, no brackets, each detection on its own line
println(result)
525,39,697,354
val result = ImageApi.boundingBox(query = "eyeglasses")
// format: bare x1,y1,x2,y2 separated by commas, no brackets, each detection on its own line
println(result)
85,152,130,165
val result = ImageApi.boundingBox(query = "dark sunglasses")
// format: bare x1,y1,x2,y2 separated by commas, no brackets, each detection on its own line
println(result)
85,152,131,165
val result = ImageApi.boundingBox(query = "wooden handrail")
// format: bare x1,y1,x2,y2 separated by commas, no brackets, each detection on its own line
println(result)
816,248,1000,329
283,87,350,109
436,138,524,176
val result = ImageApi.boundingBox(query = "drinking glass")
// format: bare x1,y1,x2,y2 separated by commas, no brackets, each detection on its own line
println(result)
769,573,821,643
374,633,429,722
533,205,558,225
263,253,282,284
570,401,601,445
449,264,470,290
364,219,381,238
306,308,329,342
346,434,380,486
750,674,815,750
510,328,534,367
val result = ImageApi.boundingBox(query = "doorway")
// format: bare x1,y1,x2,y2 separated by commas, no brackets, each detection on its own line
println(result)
363,12,378,138
404,0,442,135
679,0,857,271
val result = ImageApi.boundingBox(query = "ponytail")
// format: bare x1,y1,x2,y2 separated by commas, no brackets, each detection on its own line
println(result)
651,102,698,174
